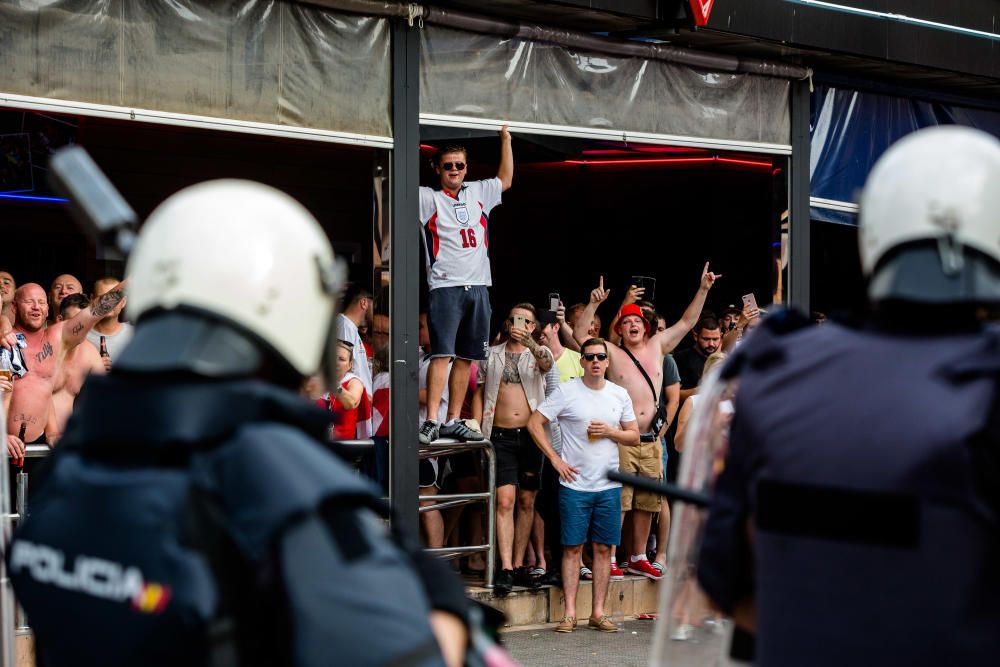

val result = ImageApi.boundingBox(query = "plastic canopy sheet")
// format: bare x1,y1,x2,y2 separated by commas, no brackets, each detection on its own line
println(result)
0,0,391,139
421,27,790,147
810,84,1000,225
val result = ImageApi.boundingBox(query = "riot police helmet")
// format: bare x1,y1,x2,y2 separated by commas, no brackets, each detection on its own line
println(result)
117,179,345,388
858,126,1000,306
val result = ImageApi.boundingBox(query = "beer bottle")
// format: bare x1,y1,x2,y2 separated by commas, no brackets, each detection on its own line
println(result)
99,335,110,359
17,422,26,467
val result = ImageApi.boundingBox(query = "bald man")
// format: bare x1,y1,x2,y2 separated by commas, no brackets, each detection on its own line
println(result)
49,274,83,319
7,281,126,460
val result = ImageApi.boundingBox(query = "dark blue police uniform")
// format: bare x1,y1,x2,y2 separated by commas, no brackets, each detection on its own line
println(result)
698,315,1000,666
9,375,465,667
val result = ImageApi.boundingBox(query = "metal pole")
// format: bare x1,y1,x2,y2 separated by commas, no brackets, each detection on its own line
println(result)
389,17,421,537
788,77,812,314
484,445,495,588
0,400,16,667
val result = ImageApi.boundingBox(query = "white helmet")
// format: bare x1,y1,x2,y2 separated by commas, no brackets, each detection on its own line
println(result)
122,180,344,381
858,126,1000,304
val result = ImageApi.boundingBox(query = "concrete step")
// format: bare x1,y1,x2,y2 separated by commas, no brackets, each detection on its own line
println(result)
467,574,662,628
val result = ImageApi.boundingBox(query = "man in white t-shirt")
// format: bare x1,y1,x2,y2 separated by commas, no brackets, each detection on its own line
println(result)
418,125,513,445
527,338,640,634
86,277,133,370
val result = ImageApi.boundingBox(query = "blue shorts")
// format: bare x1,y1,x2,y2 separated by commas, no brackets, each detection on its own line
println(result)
559,486,621,546
428,285,491,361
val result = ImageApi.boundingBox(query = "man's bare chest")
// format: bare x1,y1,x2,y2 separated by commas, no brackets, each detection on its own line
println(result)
611,346,663,388
21,332,59,381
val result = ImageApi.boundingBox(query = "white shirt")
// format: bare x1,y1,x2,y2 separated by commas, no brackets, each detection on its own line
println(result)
537,378,636,493
419,178,503,290
335,314,372,438
87,323,134,361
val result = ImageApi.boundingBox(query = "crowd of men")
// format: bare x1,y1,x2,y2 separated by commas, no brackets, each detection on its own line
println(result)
2,125,768,639
401,127,776,637
1,271,128,464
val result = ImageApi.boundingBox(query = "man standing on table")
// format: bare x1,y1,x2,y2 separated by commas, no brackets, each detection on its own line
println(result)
528,338,639,633
418,125,513,444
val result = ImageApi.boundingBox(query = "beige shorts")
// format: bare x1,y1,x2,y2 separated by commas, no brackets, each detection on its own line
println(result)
618,440,663,513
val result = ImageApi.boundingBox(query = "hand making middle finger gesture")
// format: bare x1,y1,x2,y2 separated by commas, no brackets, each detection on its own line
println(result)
590,275,611,304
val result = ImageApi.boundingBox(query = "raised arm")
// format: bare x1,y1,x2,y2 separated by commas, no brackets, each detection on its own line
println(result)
555,303,581,352
656,263,720,355
497,124,513,191
510,325,553,373
574,276,611,348
61,279,128,352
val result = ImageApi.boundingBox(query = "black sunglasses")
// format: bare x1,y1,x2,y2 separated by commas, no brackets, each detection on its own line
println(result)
582,352,608,361
441,161,466,171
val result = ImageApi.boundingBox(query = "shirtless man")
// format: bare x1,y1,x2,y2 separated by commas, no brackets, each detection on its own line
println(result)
49,274,84,319
473,303,553,596
6,281,126,461
48,293,105,441
574,264,719,580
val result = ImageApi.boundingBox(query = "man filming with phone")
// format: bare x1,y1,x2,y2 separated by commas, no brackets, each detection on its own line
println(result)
574,264,720,580
473,303,553,596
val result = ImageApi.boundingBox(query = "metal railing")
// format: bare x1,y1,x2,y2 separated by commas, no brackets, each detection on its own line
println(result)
3,443,51,650
419,438,496,588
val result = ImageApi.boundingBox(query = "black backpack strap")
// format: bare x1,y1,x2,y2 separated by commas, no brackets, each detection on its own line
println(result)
620,345,658,402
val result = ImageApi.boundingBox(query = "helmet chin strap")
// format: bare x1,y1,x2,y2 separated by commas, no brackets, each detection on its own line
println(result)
929,208,964,276
937,233,965,276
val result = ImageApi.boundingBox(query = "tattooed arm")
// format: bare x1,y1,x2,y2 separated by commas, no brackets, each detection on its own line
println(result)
60,279,129,352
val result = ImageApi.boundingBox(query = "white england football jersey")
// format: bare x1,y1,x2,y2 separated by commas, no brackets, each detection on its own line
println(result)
419,178,502,290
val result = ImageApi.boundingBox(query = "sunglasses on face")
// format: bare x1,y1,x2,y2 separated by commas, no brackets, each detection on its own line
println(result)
582,353,608,361
441,162,466,171
508,317,535,326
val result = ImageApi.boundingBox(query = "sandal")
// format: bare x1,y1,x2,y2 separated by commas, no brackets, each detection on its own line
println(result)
579,566,593,580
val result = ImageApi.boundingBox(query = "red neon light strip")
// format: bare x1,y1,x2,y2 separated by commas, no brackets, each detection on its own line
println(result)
563,156,771,167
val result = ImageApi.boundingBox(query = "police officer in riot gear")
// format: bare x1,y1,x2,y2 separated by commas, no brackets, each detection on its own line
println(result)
693,126,1000,666
8,180,470,667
